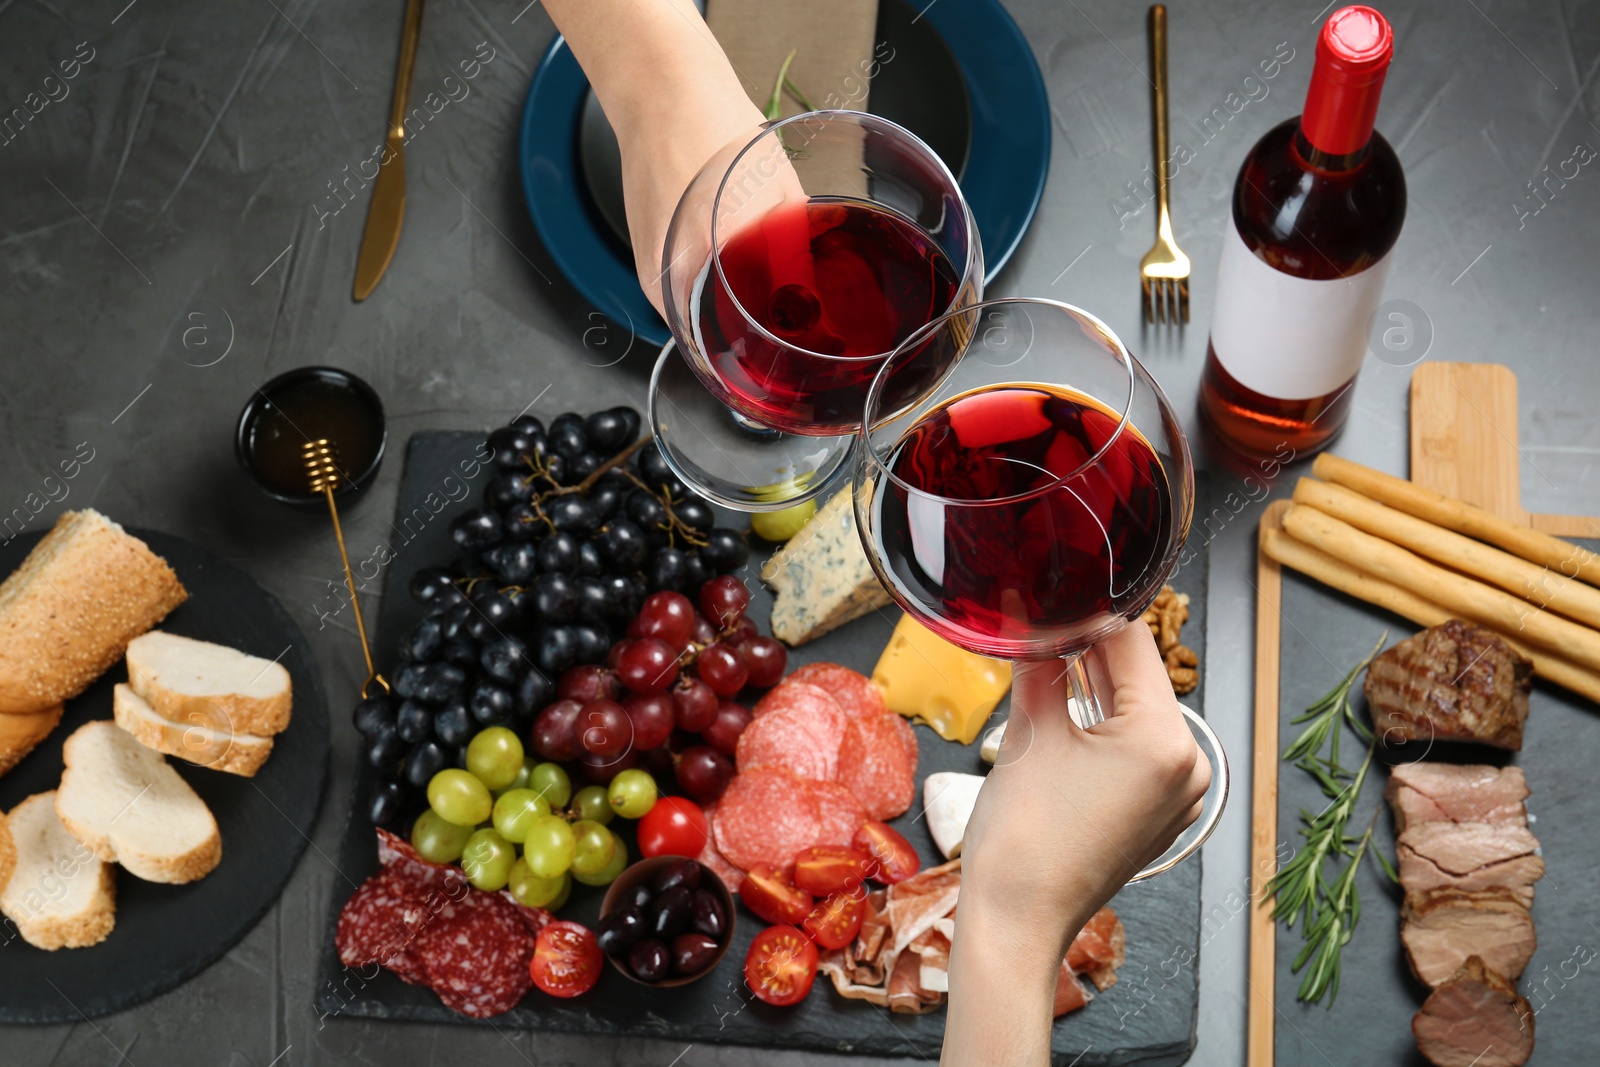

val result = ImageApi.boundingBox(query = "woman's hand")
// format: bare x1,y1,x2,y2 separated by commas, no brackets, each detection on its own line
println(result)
543,0,766,317
943,623,1211,1066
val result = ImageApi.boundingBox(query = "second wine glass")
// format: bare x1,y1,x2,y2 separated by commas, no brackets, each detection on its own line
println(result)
653,110,982,511
853,297,1228,880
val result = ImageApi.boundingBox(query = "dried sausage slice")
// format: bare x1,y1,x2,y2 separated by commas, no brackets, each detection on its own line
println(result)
810,780,868,847
788,662,887,718
713,767,821,871
836,713,915,820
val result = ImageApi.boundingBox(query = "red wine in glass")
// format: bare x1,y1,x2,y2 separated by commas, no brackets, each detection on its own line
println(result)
873,383,1174,657
692,199,961,436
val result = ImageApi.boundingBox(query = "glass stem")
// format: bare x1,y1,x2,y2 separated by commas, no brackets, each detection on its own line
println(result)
1061,650,1105,729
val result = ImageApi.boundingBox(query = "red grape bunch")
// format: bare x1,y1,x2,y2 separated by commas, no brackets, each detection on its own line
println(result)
530,574,786,806
354,408,752,826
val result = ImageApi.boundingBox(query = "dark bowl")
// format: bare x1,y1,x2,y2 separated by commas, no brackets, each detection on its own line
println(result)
598,856,736,988
235,365,387,505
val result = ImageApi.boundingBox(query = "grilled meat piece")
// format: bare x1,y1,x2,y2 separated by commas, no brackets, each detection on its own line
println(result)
1397,822,1543,906
1401,887,1536,988
1413,956,1534,1067
1387,763,1528,834
1365,620,1532,751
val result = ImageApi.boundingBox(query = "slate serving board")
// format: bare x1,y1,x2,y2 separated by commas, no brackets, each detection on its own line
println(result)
0,528,331,1024
1271,557,1600,1065
317,431,1212,1066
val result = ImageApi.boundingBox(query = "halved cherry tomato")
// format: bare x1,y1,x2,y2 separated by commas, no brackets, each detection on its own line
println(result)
739,862,813,925
792,845,873,897
852,820,921,884
744,924,819,1006
636,796,710,859
530,920,602,998
802,892,866,950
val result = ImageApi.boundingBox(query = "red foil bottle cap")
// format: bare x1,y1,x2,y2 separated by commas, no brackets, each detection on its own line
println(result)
1301,6,1393,156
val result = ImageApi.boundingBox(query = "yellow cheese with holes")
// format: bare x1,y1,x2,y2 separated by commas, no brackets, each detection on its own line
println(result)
871,614,1011,744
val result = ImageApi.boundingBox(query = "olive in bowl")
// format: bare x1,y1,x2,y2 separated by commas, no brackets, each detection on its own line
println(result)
598,856,734,987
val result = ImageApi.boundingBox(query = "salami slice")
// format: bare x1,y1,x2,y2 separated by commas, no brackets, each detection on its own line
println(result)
735,703,837,780
499,891,556,939
696,803,745,892
713,767,821,871
376,828,467,894
836,712,916,820
415,890,534,1018
336,872,430,986
890,712,919,771
809,780,868,847
788,662,888,718
755,680,847,731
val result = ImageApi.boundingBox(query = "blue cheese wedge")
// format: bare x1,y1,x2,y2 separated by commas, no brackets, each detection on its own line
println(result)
760,488,893,645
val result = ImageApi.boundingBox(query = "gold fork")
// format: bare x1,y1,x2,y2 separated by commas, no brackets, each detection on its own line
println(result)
1140,4,1191,324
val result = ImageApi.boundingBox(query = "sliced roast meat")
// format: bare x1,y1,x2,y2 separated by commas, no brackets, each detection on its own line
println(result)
1397,822,1543,905
1387,763,1528,834
1365,620,1532,751
1401,887,1536,988
1413,956,1534,1067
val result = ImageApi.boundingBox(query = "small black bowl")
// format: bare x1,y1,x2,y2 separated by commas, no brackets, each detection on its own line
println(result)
235,366,387,505
599,857,736,988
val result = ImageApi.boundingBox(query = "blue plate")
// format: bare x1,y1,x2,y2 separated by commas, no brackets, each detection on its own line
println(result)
518,0,1051,348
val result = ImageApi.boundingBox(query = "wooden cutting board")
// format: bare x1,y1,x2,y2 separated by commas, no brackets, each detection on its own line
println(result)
1246,362,1600,1066
1408,362,1598,537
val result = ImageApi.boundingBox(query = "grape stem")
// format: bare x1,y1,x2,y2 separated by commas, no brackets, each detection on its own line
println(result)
512,434,712,550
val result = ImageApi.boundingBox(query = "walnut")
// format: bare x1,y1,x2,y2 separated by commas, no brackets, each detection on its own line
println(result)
1165,643,1199,695
1143,585,1200,694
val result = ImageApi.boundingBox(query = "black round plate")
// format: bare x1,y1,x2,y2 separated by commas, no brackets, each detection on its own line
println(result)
0,528,330,1024
576,0,972,251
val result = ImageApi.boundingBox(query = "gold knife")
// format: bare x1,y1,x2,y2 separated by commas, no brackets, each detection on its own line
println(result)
353,0,425,302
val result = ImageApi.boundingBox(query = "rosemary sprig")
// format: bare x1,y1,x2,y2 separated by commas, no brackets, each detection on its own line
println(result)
1264,633,1399,1006
764,49,817,131
765,49,802,121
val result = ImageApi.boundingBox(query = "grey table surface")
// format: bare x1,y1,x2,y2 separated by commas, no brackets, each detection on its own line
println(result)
2,0,1597,1064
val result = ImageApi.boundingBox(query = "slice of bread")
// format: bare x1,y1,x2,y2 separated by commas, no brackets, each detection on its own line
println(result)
0,808,15,896
0,792,116,950
126,630,292,737
56,721,221,884
0,703,64,778
0,509,187,715
114,684,273,777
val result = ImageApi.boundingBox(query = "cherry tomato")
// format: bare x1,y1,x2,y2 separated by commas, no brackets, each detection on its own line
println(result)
530,920,602,998
801,892,866,951
792,845,874,897
852,821,921,885
739,863,813,925
743,924,819,1006
636,796,710,859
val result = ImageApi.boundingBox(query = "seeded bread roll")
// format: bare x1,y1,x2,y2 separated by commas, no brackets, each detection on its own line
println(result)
0,703,63,778
0,510,187,715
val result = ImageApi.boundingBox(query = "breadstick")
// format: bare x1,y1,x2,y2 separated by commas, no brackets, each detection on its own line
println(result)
1294,477,1600,630
1282,504,1600,675
1312,452,1600,587
1261,527,1600,704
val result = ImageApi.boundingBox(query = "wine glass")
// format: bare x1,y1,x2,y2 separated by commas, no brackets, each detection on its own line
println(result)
651,110,982,512
853,297,1227,880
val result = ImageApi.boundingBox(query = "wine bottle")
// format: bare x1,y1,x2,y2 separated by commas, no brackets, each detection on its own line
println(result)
1199,5,1406,459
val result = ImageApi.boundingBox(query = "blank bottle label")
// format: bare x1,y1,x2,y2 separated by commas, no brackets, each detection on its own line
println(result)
1209,226,1392,401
